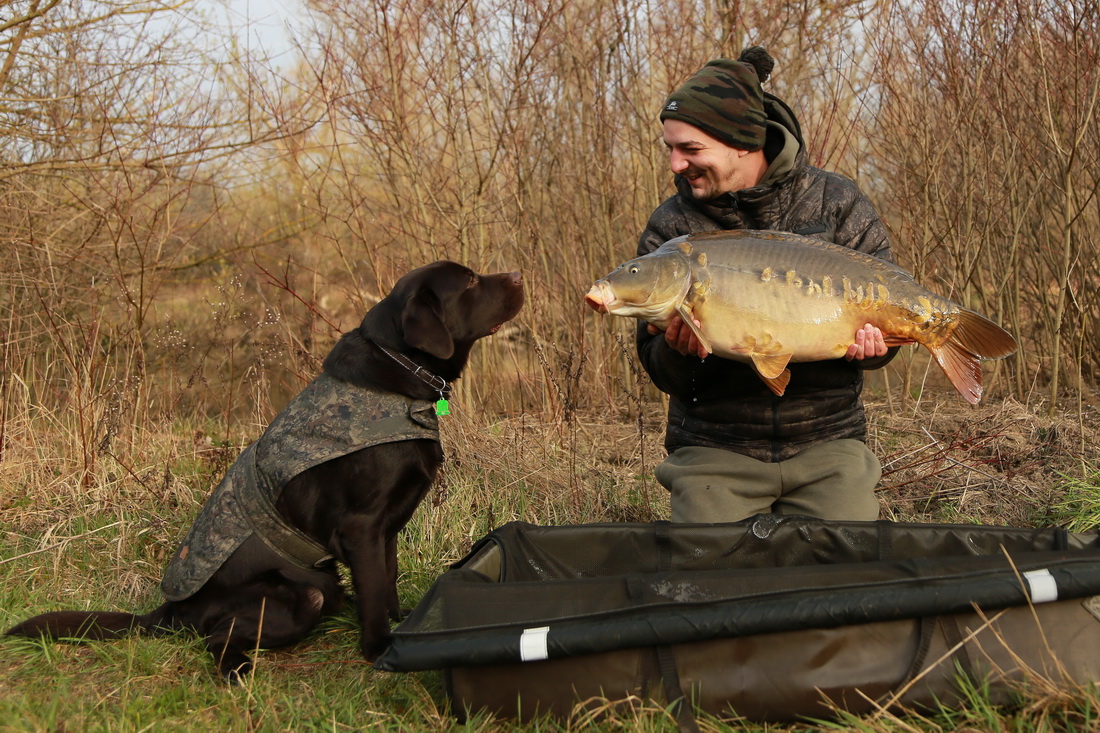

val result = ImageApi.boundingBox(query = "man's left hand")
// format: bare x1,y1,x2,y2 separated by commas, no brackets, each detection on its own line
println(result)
845,323,887,361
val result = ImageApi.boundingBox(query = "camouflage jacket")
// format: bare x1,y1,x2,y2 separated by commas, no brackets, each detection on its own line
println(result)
161,373,439,601
637,92,897,463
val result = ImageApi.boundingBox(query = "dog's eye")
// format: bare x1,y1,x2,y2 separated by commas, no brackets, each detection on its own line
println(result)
467,275,479,288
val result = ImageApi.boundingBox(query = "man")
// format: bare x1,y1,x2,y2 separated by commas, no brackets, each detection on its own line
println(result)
638,47,897,524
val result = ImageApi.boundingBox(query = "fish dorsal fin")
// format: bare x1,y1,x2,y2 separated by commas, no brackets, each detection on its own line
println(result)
750,352,792,380
675,304,713,355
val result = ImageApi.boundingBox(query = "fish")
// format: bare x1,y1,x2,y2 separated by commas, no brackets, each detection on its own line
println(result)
584,229,1017,404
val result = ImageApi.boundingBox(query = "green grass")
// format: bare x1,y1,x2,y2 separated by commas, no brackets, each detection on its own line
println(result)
3,401,1100,731
1050,463,1100,532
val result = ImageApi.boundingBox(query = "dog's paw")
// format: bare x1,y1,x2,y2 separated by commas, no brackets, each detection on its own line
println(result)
218,652,254,682
222,662,253,684
359,635,391,663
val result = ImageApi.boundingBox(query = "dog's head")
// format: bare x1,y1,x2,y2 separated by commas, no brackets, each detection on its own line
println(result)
324,261,524,392
390,261,524,360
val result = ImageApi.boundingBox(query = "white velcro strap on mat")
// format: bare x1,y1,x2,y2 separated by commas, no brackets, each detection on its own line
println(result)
1023,569,1059,603
519,626,550,662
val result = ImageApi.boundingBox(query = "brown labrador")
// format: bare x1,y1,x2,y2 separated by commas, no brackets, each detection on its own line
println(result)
6,261,524,679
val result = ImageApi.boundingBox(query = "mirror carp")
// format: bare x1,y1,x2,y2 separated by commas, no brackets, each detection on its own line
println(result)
586,230,1017,404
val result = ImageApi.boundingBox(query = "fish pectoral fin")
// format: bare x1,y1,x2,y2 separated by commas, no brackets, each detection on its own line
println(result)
750,352,792,380
675,304,713,354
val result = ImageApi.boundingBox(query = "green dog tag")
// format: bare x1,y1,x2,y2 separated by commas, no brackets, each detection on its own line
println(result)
435,398,450,416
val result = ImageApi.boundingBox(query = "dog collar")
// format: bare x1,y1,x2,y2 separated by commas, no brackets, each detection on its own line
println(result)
374,343,452,415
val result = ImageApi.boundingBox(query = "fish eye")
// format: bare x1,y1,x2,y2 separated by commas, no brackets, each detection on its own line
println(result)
629,266,639,274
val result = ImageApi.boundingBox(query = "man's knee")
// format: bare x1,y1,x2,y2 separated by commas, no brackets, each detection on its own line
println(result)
656,446,778,523
777,440,881,520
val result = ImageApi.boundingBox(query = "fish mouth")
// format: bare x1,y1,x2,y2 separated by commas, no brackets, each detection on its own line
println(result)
584,283,615,313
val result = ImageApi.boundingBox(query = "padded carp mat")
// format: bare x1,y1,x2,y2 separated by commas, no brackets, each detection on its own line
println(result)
375,516,1100,723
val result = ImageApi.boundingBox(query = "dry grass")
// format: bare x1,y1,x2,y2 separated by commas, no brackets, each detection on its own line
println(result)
872,394,1097,526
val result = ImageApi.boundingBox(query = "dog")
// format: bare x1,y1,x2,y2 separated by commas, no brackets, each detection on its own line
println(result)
6,260,524,679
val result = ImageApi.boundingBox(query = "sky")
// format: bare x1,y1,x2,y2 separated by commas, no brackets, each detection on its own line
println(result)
207,0,307,63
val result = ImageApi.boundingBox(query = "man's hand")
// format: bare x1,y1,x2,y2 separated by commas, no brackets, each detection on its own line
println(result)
845,323,887,361
648,315,710,359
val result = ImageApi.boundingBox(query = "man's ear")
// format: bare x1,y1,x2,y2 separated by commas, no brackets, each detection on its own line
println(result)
400,291,455,359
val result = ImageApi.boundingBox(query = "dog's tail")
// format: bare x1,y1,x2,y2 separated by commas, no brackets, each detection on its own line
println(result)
6,610,152,641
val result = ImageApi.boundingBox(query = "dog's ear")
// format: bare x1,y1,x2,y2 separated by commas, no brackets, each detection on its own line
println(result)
401,290,455,359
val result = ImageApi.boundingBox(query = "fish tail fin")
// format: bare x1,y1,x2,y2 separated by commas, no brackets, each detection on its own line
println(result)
928,340,984,405
927,310,1017,405
951,308,1018,360
6,610,145,641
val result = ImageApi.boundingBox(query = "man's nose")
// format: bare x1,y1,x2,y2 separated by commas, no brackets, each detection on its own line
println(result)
668,150,688,173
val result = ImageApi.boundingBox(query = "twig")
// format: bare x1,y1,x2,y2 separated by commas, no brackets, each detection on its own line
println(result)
253,255,341,333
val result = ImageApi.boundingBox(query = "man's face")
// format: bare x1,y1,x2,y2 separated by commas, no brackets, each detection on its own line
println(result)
662,119,760,200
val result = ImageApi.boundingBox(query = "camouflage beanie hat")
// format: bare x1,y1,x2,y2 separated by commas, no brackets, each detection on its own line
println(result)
660,47,775,152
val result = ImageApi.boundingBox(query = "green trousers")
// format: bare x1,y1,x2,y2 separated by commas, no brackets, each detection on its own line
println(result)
655,439,881,523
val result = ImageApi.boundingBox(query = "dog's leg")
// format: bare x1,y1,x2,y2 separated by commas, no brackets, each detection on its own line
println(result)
384,534,402,622
336,516,391,662
205,618,256,682
194,580,330,681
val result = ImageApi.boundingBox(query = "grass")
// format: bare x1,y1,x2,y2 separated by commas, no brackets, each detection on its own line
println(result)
2,391,1100,731
1050,464,1100,533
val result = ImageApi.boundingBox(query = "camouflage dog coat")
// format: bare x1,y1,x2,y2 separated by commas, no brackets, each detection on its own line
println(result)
161,372,439,601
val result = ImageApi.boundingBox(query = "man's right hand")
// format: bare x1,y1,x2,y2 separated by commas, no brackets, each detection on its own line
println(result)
648,316,710,359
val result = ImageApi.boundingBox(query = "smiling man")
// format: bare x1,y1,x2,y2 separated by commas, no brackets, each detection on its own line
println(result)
663,118,769,202
636,48,898,524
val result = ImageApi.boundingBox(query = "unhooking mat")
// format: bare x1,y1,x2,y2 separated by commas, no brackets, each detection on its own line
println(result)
374,516,1100,723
